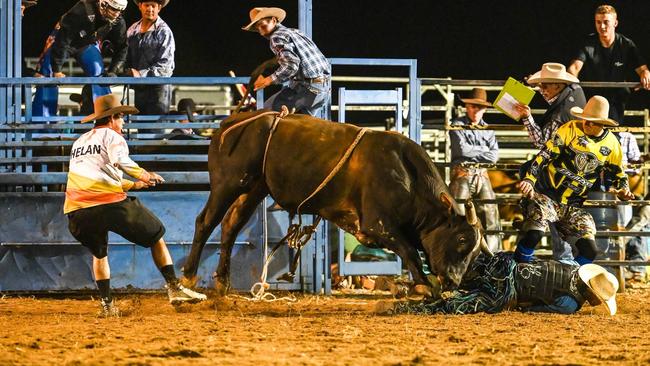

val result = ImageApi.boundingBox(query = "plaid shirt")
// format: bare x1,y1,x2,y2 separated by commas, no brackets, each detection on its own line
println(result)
521,95,560,149
269,24,330,84
618,132,641,173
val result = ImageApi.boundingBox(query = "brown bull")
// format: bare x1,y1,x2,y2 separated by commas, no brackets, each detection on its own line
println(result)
182,110,489,296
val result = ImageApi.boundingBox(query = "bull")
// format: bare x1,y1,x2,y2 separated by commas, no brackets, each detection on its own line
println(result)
182,110,490,296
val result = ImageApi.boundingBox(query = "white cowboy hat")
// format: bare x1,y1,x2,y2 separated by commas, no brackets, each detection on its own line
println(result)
527,62,579,85
81,94,139,123
242,7,286,32
570,95,619,127
578,263,619,316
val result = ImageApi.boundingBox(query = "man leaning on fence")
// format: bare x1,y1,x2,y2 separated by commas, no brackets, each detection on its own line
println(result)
567,4,650,124
126,0,175,132
515,95,634,266
449,88,501,251
64,94,206,317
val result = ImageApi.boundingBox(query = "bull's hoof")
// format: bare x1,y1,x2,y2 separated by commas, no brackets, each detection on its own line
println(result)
180,275,198,288
277,272,295,282
410,284,434,299
214,279,230,297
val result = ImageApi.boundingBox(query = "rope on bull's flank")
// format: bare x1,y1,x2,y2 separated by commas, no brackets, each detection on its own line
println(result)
238,123,368,302
219,110,282,149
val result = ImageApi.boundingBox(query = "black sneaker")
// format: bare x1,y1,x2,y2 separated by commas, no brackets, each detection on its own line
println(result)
98,298,121,318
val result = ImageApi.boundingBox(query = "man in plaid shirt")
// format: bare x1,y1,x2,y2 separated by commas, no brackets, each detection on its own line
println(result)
243,7,331,119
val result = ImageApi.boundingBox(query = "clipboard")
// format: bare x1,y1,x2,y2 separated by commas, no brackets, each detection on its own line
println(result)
493,77,536,121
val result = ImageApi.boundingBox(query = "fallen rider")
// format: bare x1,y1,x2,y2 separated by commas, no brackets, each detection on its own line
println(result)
395,252,618,315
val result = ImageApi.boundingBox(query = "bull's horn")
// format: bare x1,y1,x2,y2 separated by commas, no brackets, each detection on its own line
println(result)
480,236,494,257
465,200,478,226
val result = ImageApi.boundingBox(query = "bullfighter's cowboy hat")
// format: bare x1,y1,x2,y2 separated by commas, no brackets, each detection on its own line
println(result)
81,94,138,123
461,88,492,107
527,62,579,85
22,0,38,8
578,263,619,316
133,0,169,7
570,95,618,127
242,7,286,32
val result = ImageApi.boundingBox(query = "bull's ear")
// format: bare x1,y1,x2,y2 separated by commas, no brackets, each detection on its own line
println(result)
439,192,454,215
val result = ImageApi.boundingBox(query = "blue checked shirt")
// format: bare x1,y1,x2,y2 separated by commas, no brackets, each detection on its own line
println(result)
269,24,330,84
126,17,175,77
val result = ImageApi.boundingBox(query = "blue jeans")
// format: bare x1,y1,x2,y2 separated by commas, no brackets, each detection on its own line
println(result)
33,44,111,117
264,78,331,119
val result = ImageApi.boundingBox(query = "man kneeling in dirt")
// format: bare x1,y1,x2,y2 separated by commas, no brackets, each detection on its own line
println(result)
64,94,207,316
396,252,618,315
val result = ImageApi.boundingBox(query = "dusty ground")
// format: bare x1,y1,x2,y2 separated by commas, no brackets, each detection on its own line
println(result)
2,288,650,366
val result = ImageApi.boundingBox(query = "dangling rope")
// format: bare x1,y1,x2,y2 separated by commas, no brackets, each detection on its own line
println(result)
235,111,368,302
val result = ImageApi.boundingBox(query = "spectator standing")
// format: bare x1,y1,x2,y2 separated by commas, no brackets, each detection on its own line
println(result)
126,0,175,131
449,88,501,251
568,4,650,124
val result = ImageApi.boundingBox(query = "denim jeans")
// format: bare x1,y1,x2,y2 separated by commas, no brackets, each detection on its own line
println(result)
264,77,331,119
33,44,111,117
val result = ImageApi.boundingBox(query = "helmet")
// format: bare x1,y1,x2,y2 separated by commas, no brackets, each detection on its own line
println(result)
99,0,127,22
100,0,127,12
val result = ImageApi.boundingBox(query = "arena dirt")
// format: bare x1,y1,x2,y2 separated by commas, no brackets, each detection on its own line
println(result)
2,288,650,365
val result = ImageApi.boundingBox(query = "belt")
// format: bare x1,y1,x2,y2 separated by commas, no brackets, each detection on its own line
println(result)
301,76,329,84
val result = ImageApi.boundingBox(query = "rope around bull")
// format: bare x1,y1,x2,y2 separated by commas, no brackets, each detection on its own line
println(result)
223,109,368,301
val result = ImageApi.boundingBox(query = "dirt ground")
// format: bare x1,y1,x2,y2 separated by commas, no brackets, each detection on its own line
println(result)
2,287,650,366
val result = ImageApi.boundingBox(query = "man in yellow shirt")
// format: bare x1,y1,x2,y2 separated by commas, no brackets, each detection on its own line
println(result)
515,96,634,265
65,94,206,316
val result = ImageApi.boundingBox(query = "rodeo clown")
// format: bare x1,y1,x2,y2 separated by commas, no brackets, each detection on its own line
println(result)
243,7,331,119
64,94,206,317
396,252,619,315
33,0,129,117
515,95,635,266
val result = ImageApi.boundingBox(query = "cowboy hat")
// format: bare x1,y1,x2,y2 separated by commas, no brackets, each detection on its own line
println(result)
570,95,618,127
242,7,286,32
578,263,619,315
81,94,138,123
22,0,37,8
133,0,169,8
177,98,197,122
527,62,579,85
461,88,492,107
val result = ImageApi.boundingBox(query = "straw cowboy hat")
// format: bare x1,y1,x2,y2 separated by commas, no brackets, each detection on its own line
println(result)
461,88,492,107
578,263,619,316
81,94,138,123
570,95,618,127
527,62,579,85
242,7,286,32
133,0,169,7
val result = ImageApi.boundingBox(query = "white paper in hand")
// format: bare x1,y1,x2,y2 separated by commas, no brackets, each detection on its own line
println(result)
495,93,521,120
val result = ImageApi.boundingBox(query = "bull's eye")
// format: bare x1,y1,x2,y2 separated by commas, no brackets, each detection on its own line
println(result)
457,235,466,244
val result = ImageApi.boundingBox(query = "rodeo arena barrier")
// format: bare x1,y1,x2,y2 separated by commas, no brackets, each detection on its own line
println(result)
2,0,650,297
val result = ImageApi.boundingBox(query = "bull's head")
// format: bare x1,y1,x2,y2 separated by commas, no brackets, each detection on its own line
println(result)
422,192,491,290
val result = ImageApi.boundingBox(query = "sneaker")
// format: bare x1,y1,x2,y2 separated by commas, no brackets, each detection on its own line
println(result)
98,298,121,318
167,283,207,305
